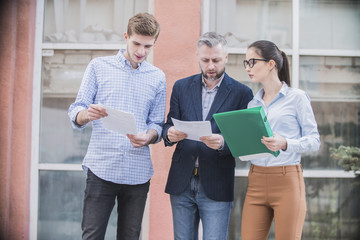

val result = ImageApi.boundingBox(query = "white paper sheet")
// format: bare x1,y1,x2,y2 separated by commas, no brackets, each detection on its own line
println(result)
98,103,137,135
171,118,212,141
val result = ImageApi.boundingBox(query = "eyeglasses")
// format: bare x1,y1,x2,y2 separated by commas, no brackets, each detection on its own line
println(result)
243,58,269,69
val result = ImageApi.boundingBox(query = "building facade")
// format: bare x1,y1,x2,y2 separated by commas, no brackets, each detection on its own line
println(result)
0,0,359,239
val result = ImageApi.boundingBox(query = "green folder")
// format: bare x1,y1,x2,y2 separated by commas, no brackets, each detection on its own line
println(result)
213,106,280,160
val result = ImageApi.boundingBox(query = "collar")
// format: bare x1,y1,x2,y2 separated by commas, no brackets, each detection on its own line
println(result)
201,74,224,90
254,81,289,102
116,49,145,70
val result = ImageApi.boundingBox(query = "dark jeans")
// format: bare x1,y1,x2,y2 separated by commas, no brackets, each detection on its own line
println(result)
82,170,150,240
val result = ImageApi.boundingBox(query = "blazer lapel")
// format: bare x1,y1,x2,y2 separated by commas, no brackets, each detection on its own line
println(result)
190,75,203,121
205,73,232,121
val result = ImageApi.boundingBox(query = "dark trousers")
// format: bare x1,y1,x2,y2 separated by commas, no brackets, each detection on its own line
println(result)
82,170,150,240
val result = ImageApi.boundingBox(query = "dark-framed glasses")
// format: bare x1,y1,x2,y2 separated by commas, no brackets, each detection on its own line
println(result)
243,58,269,69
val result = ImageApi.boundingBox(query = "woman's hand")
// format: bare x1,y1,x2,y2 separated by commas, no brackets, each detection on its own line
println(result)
261,133,287,152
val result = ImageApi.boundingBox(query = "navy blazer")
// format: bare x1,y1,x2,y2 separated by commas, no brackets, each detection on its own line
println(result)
162,73,253,201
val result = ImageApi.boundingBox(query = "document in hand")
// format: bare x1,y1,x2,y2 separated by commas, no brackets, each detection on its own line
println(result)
171,118,212,142
98,103,137,135
213,106,280,161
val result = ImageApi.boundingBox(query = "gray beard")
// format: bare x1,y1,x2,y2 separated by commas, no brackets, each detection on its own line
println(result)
203,69,225,82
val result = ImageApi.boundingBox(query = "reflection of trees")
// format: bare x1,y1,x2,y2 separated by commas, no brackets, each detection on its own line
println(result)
302,121,360,170
228,177,248,240
304,177,360,239
353,83,360,96
330,145,360,181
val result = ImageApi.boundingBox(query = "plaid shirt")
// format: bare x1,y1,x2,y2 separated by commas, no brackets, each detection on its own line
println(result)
68,49,166,184
201,75,224,120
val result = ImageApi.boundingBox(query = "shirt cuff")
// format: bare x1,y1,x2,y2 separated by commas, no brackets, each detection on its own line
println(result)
69,106,87,129
147,123,163,143
165,135,176,146
284,138,298,152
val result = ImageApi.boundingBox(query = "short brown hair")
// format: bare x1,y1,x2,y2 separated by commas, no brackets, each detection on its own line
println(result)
127,12,160,40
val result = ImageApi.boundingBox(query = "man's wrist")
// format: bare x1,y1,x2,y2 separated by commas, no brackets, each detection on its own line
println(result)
165,135,176,145
75,110,89,126
146,129,158,145
217,136,225,151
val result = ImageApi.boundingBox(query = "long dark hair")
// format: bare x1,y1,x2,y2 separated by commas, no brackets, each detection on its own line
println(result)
248,40,291,86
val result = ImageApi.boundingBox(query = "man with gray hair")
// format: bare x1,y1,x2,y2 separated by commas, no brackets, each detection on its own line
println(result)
162,32,253,239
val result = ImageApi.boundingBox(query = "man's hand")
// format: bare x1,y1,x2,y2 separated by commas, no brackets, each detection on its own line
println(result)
75,104,108,126
127,129,158,148
87,104,108,121
200,134,224,150
261,133,287,152
167,126,187,143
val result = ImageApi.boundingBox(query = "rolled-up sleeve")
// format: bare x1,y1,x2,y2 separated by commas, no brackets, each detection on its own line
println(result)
68,60,98,129
146,74,166,143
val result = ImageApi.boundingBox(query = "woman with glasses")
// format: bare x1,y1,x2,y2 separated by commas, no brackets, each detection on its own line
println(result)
241,40,320,240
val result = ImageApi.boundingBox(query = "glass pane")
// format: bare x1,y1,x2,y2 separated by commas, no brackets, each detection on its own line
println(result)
209,0,292,49
40,50,118,163
300,0,360,50
228,177,360,240
304,178,360,239
300,56,360,101
40,98,91,164
228,177,248,239
44,0,148,43
302,102,360,170
38,170,118,240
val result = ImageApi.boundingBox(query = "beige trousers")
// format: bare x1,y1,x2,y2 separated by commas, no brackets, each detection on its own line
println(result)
241,164,306,240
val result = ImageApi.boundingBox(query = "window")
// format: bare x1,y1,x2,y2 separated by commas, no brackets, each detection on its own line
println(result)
204,0,360,239
32,1,149,239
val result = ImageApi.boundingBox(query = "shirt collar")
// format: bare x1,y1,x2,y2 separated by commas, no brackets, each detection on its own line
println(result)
254,81,289,102
116,49,146,70
201,74,224,90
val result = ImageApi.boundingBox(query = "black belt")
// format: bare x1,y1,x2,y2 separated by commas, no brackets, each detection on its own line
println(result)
192,167,199,176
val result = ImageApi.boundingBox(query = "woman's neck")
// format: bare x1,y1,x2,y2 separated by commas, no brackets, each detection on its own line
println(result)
262,77,282,106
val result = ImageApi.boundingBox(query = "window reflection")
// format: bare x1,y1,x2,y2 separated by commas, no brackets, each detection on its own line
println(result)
300,0,360,50
303,102,360,170
40,98,91,164
44,0,148,43
38,171,118,239
209,0,292,49
304,178,360,239
300,56,360,100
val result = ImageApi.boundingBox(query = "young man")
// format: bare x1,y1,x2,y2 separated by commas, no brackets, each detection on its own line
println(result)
162,32,253,239
68,13,166,240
